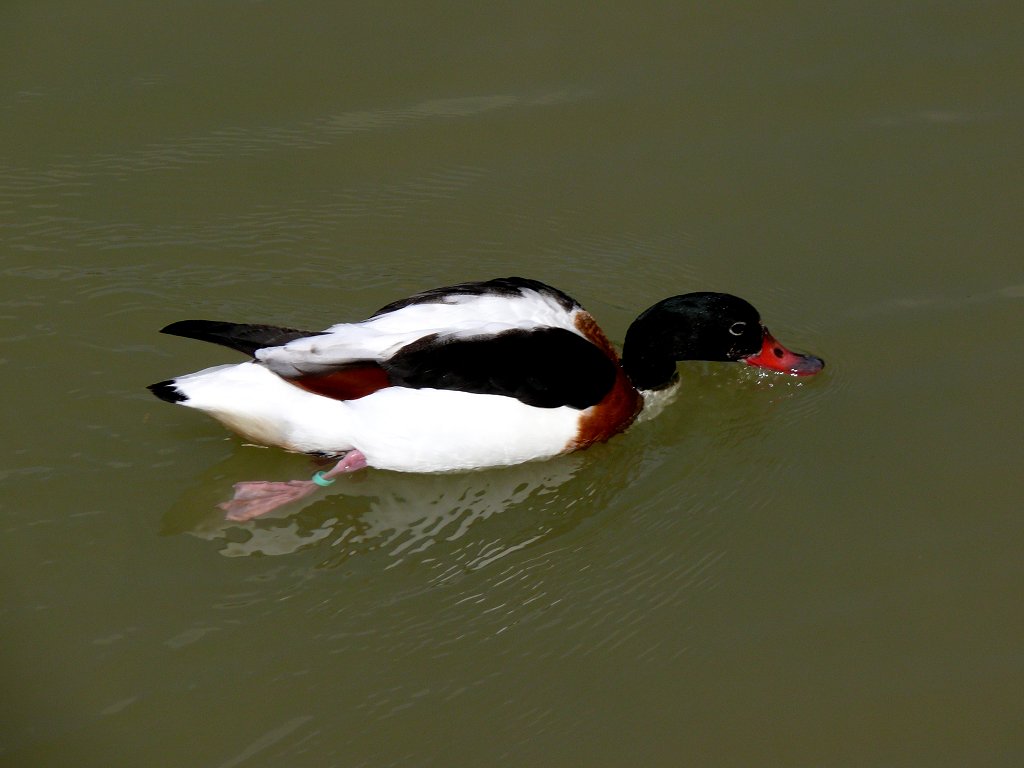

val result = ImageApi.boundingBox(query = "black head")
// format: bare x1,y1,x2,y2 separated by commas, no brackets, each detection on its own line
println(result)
622,292,824,390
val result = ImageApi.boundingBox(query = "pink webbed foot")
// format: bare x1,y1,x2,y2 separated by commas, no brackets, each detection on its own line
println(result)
219,480,318,522
219,450,368,522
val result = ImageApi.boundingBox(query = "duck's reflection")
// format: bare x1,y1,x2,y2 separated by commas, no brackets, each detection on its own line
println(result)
161,449,590,565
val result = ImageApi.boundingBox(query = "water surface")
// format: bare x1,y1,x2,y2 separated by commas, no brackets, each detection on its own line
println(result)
2,2,1022,766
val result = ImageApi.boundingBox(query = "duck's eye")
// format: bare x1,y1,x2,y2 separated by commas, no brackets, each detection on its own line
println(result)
728,322,746,336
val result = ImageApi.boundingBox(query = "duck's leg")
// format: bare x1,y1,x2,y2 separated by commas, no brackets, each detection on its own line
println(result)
219,450,368,521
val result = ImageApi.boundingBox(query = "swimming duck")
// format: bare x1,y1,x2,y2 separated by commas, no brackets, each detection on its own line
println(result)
150,276,823,519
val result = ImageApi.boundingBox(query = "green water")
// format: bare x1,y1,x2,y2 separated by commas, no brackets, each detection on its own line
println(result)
3,2,1022,766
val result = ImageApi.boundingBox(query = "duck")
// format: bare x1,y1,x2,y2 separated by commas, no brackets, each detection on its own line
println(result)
149,276,823,520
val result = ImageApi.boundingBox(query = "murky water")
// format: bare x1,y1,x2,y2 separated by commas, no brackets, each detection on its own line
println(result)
3,2,1022,766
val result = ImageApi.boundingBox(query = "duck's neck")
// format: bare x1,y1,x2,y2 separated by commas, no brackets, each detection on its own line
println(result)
620,306,686,392
621,339,680,392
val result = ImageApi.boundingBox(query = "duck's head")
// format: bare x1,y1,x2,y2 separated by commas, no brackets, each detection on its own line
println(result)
621,292,825,391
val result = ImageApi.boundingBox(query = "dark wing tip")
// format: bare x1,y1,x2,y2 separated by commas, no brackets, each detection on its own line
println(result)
157,320,319,356
159,320,202,336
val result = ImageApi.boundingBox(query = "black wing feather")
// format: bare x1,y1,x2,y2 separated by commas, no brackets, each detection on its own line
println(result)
382,327,616,409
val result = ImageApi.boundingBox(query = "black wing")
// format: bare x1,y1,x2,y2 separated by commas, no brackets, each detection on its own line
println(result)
382,327,617,409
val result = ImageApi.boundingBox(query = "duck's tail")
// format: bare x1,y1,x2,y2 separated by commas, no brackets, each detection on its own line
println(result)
148,379,187,404
146,362,356,455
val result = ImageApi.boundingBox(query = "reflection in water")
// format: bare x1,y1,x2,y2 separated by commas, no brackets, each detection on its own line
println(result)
162,451,588,567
